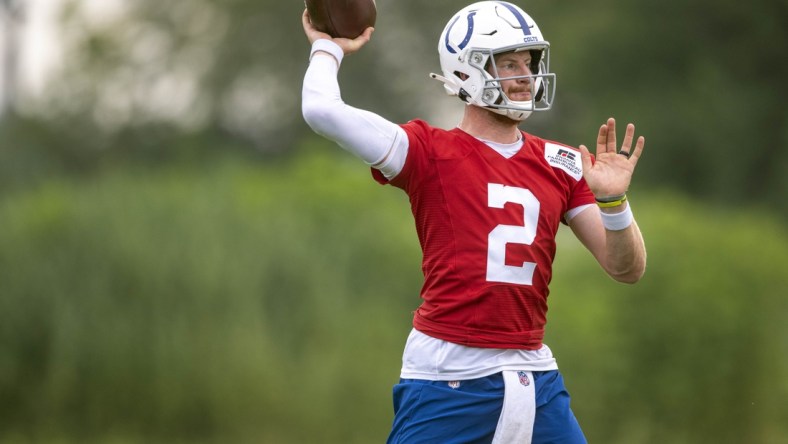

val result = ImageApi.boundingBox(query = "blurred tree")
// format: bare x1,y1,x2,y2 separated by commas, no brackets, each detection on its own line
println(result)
25,0,465,149
0,0,25,119
9,0,788,216
543,0,788,217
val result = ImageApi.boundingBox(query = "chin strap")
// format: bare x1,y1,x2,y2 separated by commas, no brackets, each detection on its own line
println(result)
429,72,452,85
430,72,472,102
429,72,531,121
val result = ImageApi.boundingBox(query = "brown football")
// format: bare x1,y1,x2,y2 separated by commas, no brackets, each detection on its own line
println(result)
305,0,376,39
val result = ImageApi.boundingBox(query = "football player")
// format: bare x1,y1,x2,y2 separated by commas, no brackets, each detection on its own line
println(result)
301,1,646,442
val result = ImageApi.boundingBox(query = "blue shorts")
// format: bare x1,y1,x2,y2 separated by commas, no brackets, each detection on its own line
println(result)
387,370,586,444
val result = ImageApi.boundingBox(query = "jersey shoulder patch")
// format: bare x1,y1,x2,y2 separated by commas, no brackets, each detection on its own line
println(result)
544,143,583,181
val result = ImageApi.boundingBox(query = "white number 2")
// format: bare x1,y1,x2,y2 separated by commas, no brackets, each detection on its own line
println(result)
486,183,540,285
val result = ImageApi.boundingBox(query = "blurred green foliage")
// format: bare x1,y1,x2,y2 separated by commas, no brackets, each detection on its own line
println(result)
1,0,787,442
29,0,786,216
547,192,788,443
0,142,419,443
1,143,786,443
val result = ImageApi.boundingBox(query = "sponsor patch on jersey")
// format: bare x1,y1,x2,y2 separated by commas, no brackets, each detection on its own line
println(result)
544,143,583,181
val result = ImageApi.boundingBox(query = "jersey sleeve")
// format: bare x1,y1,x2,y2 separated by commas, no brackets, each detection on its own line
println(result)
302,40,407,174
568,175,596,210
371,119,434,192
568,148,597,210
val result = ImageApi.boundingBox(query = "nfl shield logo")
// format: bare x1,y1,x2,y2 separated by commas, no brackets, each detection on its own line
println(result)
517,371,530,387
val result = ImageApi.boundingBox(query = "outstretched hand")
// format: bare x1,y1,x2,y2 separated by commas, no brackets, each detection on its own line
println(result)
302,9,374,56
578,117,645,199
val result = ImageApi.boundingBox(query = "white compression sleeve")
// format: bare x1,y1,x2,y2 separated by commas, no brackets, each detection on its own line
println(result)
301,40,408,179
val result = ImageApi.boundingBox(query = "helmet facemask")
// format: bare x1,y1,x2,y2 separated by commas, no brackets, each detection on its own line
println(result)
474,47,555,120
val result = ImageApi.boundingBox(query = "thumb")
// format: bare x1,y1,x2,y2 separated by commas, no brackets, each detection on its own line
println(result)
578,145,593,174
344,27,374,54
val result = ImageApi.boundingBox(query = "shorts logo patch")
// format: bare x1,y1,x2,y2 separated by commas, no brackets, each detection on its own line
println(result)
545,143,583,181
448,381,461,389
517,371,531,387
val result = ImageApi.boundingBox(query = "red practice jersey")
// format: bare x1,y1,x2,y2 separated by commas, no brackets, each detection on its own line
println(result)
373,119,595,350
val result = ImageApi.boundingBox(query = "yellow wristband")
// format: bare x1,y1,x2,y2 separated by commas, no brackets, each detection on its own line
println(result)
596,194,627,208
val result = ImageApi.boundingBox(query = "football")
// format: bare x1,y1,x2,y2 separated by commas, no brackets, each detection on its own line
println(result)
305,0,377,39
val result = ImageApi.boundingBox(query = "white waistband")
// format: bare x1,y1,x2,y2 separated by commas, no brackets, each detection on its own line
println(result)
400,329,559,380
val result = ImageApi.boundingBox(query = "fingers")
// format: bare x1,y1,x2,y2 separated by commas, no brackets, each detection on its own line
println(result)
345,27,374,53
595,124,608,155
621,123,634,154
606,117,617,154
302,9,328,43
302,8,312,31
302,8,373,54
619,123,644,165
595,118,643,162
629,135,645,165
359,27,375,41
595,117,617,155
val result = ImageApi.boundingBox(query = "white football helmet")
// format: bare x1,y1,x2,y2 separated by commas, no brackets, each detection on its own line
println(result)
432,1,555,121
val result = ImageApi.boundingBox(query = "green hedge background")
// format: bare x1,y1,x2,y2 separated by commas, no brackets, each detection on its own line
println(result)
1,140,786,443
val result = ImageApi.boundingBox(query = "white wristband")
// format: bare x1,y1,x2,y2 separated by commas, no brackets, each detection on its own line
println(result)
600,202,634,231
310,39,344,66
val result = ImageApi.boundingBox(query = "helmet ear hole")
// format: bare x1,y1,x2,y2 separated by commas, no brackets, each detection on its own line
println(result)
454,71,470,81
528,50,542,74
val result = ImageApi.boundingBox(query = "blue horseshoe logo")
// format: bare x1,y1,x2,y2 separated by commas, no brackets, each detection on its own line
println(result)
445,3,534,54
445,11,477,54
